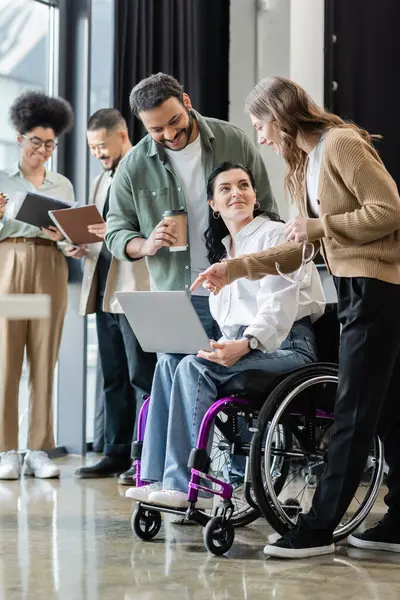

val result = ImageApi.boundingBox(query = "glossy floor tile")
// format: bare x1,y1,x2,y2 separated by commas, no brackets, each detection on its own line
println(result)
0,455,399,600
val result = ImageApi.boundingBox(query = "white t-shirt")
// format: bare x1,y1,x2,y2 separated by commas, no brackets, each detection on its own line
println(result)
165,135,209,296
306,135,326,216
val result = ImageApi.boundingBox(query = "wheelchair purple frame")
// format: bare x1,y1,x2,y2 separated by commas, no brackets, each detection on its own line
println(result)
134,395,249,503
134,395,334,506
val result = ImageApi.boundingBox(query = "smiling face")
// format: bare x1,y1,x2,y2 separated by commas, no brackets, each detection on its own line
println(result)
18,127,56,169
87,127,127,171
250,113,282,154
209,168,257,228
139,95,196,151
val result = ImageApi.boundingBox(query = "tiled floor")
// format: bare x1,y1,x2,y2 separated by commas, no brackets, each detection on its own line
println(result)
0,455,399,600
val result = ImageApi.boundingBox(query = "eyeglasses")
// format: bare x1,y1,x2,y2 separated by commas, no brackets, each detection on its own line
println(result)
275,242,316,284
22,135,57,152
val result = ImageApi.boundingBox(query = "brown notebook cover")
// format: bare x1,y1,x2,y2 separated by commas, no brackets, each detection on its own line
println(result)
49,205,105,245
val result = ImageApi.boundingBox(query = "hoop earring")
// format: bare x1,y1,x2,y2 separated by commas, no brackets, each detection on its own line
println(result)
254,201,260,210
213,211,220,219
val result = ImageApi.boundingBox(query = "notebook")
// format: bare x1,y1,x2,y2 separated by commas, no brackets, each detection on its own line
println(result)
9,191,72,229
49,204,105,245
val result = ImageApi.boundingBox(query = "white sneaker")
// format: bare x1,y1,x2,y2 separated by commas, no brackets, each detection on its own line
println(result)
148,489,213,510
23,451,60,479
0,451,22,480
125,482,162,502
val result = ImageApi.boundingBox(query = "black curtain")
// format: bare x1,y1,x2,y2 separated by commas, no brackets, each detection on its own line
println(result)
332,0,400,186
114,0,230,144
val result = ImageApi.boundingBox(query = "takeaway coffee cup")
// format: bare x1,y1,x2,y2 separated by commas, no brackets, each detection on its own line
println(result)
163,209,188,252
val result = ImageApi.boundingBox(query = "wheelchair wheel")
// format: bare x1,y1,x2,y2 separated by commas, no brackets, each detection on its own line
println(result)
132,505,162,540
250,363,385,542
211,408,292,528
203,516,235,555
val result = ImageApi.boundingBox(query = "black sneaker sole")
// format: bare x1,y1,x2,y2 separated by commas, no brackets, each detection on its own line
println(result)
118,477,136,486
347,535,400,553
74,472,120,479
263,543,335,559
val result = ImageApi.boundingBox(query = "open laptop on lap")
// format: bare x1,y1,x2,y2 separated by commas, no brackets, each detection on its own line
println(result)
116,291,211,354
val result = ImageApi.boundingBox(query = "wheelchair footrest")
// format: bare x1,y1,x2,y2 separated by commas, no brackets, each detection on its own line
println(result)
188,448,211,473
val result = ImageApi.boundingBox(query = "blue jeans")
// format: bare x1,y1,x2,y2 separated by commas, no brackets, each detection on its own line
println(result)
191,295,221,340
141,317,317,492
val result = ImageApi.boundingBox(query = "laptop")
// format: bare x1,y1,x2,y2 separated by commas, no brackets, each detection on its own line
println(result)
116,291,211,354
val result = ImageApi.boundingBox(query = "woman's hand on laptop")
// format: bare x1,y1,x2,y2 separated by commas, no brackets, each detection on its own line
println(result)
190,262,228,294
197,339,249,368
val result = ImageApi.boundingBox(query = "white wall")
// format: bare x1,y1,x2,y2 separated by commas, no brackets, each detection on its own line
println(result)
290,0,325,106
229,0,325,220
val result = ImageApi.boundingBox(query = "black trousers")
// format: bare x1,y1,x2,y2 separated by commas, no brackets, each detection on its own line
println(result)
93,358,105,452
96,311,157,457
301,276,400,531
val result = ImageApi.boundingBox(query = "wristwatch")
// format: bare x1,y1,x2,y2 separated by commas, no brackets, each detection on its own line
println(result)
244,334,259,350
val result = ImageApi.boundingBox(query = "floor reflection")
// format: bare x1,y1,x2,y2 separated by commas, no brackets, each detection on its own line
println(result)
0,456,399,600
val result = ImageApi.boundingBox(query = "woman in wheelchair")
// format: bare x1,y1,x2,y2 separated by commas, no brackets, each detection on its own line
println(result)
192,77,400,558
126,161,325,511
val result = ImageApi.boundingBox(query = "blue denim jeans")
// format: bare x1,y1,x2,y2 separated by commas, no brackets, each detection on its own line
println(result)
141,317,317,492
191,294,221,340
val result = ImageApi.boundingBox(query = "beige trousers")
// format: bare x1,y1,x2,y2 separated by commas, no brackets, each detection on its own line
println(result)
0,240,68,451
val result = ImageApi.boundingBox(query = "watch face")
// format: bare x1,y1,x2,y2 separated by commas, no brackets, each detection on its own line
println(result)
249,336,258,350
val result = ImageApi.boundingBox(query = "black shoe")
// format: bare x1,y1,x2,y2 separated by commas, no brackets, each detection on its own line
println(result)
348,520,400,553
75,455,131,479
263,528,335,559
118,465,136,486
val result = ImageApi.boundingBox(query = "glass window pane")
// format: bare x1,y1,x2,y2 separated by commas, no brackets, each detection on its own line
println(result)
0,0,51,170
86,0,114,445
0,0,58,449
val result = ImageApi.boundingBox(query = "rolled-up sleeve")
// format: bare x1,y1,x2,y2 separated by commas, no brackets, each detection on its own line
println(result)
105,165,143,261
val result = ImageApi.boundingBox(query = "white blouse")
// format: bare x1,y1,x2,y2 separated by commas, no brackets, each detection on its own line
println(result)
209,216,326,353
306,135,326,217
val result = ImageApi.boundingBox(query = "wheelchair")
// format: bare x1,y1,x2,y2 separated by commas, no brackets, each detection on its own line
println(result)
130,304,385,555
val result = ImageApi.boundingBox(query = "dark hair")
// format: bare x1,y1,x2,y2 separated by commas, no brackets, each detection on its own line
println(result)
9,91,74,136
129,72,184,116
87,108,127,132
204,161,282,264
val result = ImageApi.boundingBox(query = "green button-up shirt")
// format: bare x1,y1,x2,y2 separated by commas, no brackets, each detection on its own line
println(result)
106,111,277,292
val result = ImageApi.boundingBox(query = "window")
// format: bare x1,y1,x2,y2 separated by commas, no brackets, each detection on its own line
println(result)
0,0,59,448
0,0,59,170
86,0,114,445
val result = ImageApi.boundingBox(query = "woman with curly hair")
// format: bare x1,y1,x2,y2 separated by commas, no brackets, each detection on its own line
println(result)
0,91,74,480
193,77,400,558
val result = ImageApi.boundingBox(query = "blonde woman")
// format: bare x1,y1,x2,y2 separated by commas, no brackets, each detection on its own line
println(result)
192,77,400,558
0,92,74,480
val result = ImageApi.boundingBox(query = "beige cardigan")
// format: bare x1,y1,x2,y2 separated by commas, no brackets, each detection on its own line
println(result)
227,127,400,285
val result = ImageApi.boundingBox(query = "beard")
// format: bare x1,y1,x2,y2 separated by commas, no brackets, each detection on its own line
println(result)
159,109,195,151
100,154,122,172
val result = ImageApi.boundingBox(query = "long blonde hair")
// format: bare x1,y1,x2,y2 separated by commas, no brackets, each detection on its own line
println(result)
245,76,377,202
